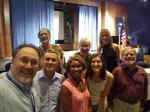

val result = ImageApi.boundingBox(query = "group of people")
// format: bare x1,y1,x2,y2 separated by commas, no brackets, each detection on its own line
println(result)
0,28,148,112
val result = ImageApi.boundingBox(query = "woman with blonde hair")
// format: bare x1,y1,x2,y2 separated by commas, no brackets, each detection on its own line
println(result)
98,29,120,72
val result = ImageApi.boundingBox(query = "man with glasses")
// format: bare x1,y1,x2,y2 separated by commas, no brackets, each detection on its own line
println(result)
0,44,41,112
108,46,148,112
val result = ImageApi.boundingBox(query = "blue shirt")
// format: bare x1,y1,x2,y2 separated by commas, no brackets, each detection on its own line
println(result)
33,70,64,112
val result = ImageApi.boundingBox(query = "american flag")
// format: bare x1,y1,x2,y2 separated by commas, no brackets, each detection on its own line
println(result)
121,17,127,49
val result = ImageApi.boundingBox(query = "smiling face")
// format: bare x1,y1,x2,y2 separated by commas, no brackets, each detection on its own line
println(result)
11,47,39,86
80,42,90,55
100,29,112,46
38,29,50,45
91,56,103,74
42,52,59,75
122,47,137,67
70,60,83,81
79,38,90,55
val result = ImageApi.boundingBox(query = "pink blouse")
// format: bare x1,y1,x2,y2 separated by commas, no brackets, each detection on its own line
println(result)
62,78,90,112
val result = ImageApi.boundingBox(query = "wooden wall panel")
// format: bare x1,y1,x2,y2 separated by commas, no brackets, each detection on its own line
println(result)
103,2,128,35
0,0,11,58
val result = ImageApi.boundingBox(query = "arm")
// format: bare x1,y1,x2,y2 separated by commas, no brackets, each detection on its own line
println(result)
97,71,114,112
107,67,120,110
101,71,114,98
60,85,72,112
140,73,148,112
113,43,120,63
88,98,92,112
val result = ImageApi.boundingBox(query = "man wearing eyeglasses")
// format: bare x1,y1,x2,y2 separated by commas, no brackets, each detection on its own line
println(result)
0,44,41,112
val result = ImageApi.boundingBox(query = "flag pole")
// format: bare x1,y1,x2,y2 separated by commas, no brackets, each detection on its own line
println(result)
118,22,122,50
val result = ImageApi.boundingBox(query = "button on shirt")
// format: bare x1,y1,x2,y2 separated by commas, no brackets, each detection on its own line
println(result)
33,70,64,112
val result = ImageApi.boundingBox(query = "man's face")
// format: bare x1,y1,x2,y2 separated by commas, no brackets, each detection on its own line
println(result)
122,48,136,66
80,43,90,54
42,52,59,74
11,47,39,86
39,29,50,44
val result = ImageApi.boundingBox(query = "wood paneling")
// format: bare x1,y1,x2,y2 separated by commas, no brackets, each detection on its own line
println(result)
103,2,128,35
0,0,11,58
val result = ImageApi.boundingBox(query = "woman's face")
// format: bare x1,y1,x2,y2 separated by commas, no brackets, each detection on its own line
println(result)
80,41,90,55
39,29,50,44
70,60,83,80
91,56,102,73
100,31,110,45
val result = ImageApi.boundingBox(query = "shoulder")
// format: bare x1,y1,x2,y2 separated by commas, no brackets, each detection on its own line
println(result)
62,78,73,89
34,70,43,80
75,52,80,55
0,75,13,94
137,66,147,77
55,72,65,82
112,43,119,48
51,44,62,50
112,43,119,51
106,71,114,80
112,66,123,76
0,72,8,79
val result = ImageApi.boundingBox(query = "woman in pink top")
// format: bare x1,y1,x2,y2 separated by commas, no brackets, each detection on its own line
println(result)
60,55,92,112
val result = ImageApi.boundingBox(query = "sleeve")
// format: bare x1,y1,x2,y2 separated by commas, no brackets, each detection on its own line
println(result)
107,67,119,107
140,72,148,108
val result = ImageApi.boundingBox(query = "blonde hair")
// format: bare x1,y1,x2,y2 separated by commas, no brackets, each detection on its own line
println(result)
79,37,91,46
121,46,136,58
99,29,113,48
38,28,50,38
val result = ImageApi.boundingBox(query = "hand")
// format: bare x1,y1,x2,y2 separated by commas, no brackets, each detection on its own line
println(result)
139,108,143,112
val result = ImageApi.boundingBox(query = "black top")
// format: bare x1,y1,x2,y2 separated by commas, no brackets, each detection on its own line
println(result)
101,45,118,72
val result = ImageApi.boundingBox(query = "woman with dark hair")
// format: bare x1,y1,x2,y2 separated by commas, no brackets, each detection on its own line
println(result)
60,55,92,112
98,29,120,72
86,53,114,112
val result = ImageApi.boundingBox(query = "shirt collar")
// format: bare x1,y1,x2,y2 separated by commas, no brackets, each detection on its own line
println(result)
7,70,32,97
38,69,60,80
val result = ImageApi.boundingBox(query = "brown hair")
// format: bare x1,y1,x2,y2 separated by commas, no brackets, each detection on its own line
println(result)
86,53,106,79
66,55,86,73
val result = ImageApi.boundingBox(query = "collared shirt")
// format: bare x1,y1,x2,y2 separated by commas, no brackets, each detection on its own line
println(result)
108,65,147,108
33,70,64,112
7,71,31,98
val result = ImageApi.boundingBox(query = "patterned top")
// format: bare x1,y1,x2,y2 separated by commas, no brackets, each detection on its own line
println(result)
62,77,90,112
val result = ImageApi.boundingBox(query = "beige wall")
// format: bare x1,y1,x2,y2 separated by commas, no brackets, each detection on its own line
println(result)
102,2,128,36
